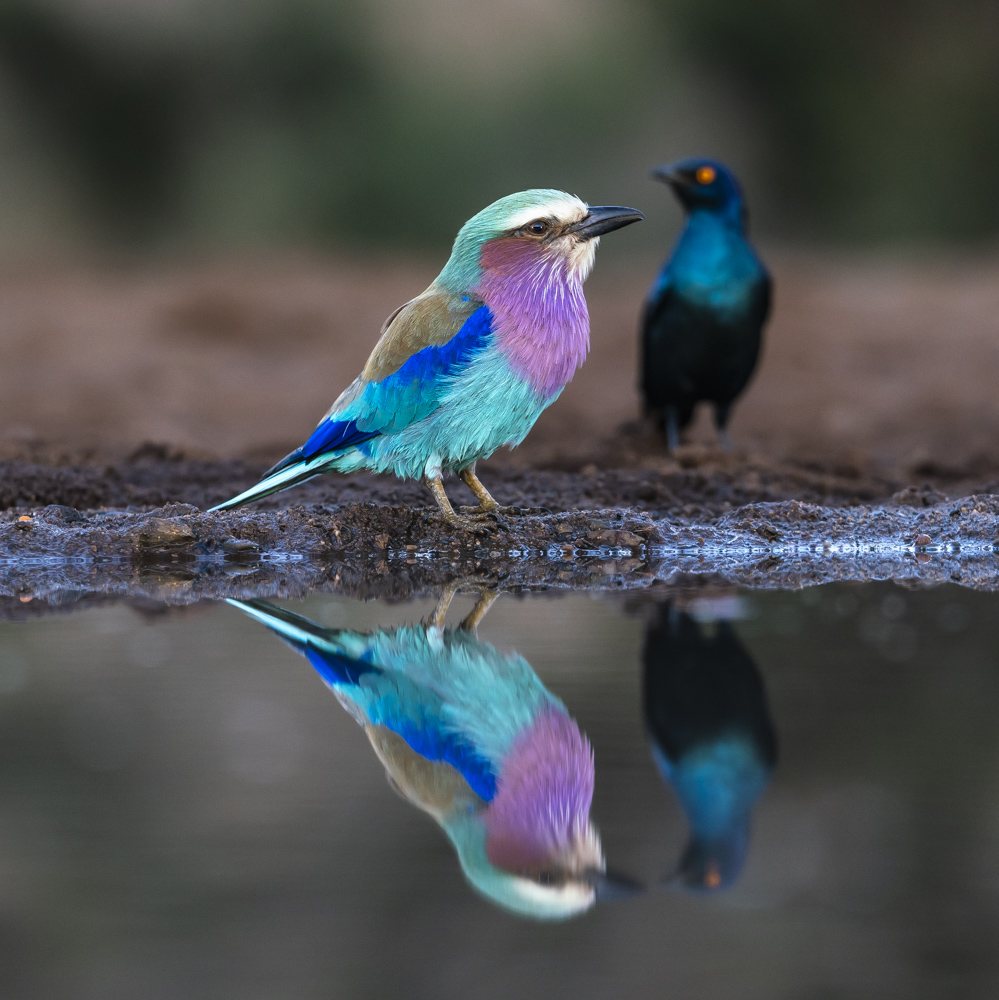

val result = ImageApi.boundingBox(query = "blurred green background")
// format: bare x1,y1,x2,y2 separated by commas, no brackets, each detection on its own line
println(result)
0,0,994,253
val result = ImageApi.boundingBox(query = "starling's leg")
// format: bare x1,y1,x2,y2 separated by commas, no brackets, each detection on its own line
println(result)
459,590,500,634
458,464,546,517
714,403,733,452
424,473,497,531
665,406,681,452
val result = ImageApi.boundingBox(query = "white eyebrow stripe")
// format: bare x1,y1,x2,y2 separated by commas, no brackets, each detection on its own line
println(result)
503,195,588,232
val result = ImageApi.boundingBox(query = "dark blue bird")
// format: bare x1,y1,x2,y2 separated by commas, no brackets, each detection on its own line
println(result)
641,158,771,450
643,602,777,892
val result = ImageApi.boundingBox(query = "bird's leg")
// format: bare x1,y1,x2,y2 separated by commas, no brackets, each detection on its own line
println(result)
458,464,544,516
459,590,500,634
424,473,498,532
714,403,733,452
426,582,459,629
665,406,681,452
458,464,500,512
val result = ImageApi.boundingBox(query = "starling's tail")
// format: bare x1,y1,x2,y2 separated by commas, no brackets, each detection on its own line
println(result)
208,456,328,512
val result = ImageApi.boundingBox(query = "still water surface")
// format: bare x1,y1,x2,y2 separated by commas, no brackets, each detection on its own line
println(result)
0,582,997,998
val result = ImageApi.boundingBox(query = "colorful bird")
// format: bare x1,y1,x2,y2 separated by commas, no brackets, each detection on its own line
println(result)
227,588,640,919
211,191,642,526
643,602,776,892
641,158,770,450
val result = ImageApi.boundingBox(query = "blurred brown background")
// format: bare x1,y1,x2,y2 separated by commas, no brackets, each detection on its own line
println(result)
2,252,999,485
0,0,996,480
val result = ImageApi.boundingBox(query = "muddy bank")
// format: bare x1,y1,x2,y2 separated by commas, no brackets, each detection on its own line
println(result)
0,442,975,521
1,493,998,614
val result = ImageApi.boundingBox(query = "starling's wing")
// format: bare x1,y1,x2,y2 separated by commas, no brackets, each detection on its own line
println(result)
640,268,678,401
265,290,490,473
753,270,773,327
226,600,500,802
642,266,675,334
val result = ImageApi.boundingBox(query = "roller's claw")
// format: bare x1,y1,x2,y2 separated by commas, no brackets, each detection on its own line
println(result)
440,511,500,533
459,504,550,517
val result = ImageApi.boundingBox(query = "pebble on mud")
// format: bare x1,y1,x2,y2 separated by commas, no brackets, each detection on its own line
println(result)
134,517,196,550
223,537,260,553
586,527,645,547
914,534,932,546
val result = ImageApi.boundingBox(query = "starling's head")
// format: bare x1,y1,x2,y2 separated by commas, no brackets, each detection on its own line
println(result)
652,158,744,219
665,830,749,894
437,189,643,294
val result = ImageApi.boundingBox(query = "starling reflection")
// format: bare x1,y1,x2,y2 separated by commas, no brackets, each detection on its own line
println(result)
643,602,776,891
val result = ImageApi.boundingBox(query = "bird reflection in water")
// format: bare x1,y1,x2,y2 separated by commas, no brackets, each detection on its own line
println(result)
643,601,777,892
228,588,639,919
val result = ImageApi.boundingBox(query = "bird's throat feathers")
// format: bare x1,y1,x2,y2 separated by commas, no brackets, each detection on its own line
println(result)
475,237,591,399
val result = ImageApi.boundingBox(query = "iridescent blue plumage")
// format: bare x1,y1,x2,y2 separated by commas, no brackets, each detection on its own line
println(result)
642,602,776,892
642,158,771,450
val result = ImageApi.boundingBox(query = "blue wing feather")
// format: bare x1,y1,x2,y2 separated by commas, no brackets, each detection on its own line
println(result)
260,305,493,480
316,304,493,445
296,638,498,801
300,420,379,462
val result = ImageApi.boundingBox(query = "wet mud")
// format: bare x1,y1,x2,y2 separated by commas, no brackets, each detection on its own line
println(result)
0,433,970,520
2,459,998,616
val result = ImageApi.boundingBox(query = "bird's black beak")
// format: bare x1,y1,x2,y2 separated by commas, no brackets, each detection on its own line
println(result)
568,206,644,240
583,868,646,902
651,164,690,188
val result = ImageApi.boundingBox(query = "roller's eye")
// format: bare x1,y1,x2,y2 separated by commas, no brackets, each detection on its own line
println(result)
528,219,549,235
695,165,717,185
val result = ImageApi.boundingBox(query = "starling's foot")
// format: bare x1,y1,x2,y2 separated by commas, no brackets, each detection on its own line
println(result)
665,406,681,452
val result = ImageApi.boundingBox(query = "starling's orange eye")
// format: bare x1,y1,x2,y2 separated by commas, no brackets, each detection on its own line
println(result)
695,165,717,185
528,220,549,235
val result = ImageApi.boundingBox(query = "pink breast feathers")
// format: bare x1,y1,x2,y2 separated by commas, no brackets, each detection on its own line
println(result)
483,706,595,873
476,237,591,399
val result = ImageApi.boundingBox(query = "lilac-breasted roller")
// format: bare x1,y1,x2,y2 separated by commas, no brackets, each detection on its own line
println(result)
210,191,643,527
227,589,640,919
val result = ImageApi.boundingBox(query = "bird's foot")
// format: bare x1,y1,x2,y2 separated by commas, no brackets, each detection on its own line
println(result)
459,504,551,517
439,510,505,534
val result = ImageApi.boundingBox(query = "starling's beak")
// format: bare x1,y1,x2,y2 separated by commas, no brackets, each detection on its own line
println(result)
651,165,690,189
568,206,644,240
582,868,646,902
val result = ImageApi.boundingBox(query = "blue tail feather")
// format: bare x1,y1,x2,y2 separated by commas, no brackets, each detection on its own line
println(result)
302,646,379,687
264,419,380,479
